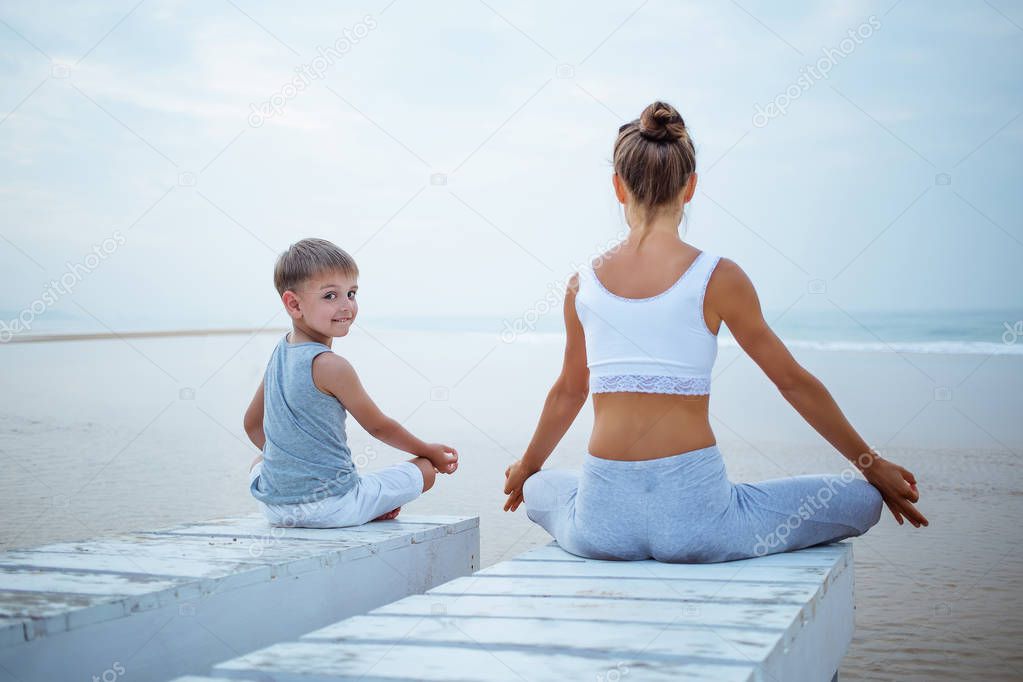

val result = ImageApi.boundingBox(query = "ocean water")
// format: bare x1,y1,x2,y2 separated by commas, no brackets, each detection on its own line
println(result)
375,307,1023,355
1,319,1022,679
5,307,1023,355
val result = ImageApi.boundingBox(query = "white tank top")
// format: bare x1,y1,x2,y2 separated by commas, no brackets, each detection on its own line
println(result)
574,250,722,395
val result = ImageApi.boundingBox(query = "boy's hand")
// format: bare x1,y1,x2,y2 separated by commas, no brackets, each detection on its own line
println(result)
503,458,539,512
422,443,458,474
860,455,929,528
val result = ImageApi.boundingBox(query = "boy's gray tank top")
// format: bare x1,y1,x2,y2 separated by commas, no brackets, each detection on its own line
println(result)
250,333,357,505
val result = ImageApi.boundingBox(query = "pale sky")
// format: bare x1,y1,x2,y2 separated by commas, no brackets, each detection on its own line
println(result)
1,1,1021,333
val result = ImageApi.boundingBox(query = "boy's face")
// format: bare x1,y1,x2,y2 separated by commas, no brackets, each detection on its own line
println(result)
285,269,358,338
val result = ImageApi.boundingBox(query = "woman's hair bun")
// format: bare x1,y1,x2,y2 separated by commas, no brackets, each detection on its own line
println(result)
638,101,686,143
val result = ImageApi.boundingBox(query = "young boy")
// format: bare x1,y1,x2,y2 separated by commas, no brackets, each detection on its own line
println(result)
243,237,458,527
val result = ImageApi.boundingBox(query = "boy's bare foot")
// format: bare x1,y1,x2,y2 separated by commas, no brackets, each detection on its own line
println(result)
373,507,400,521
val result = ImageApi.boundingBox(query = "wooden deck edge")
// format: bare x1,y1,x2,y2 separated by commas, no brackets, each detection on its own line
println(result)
0,515,480,647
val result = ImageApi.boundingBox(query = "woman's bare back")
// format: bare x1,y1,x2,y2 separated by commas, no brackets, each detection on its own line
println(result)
585,238,722,460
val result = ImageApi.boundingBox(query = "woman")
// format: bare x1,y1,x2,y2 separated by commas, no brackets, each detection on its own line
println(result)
502,100,928,563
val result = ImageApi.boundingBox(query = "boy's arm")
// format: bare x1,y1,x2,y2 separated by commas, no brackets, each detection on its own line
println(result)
243,378,266,450
313,353,431,457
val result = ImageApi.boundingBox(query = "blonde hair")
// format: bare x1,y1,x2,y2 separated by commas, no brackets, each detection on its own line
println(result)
273,238,358,295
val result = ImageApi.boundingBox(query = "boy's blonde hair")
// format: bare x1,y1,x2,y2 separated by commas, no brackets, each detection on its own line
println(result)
273,238,359,296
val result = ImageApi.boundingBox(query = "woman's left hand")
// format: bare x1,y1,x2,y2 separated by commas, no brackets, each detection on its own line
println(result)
861,455,929,528
503,458,538,512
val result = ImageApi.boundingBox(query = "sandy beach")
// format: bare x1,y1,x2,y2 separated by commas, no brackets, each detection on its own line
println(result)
1,324,1021,679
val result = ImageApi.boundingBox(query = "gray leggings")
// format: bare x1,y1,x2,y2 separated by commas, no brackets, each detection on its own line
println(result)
522,444,883,563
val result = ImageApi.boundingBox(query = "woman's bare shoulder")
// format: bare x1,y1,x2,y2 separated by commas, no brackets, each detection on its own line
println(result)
706,257,764,325
708,256,751,292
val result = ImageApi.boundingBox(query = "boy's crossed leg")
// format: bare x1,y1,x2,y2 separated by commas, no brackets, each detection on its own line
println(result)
371,456,437,521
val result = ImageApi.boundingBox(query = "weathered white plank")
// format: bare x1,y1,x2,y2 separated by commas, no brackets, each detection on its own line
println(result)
156,520,448,546
216,639,746,681
0,567,185,596
20,534,376,580
427,574,821,604
384,513,481,530
302,612,783,661
191,540,853,682
369,593,803,631
154,512,478,542
0,513,480,682
0,590,136,638
478,558,832,583
0,550,256,578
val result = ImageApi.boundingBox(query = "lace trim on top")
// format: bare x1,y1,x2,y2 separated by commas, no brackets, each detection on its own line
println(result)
591,374,710,395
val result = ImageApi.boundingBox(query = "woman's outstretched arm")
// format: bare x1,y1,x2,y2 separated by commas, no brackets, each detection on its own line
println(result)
712,258,928,528
504,273,589,512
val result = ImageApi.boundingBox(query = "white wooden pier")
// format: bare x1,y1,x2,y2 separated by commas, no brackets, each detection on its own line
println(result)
0,513,479,682
175,540,855,681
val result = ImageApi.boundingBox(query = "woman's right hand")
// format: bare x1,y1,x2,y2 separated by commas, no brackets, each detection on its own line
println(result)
503,458,538,512
860,455,928,528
